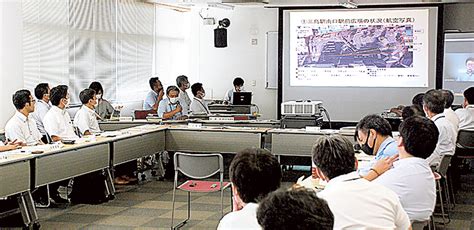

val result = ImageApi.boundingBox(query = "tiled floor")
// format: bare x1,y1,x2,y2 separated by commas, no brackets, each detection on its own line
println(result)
1,171,473,229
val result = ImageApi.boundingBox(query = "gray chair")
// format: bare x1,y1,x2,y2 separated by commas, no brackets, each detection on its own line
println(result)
433,155,453,226
170,152,231,229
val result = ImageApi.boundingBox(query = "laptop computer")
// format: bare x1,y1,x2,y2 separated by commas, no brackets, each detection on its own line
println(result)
232,92,252,105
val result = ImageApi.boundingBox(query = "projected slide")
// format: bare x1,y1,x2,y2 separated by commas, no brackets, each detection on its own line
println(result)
289,9,430,87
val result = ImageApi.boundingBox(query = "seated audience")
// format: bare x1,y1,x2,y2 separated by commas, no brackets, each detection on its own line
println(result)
455,86,474,130
158,86,188,120
89,81,117,120
190,83,210,115
224,77,244,104
143,77,164,111
355,114,398,176
73,89,100,135
441,89,459,130
257,188,334,230
423,89,456,167
176,75,191,108
218,148,281,230
401,105,425,120
43,85,78,142
31,83,51,142
5,89,43,146
313,135,410,229
373,116,437,221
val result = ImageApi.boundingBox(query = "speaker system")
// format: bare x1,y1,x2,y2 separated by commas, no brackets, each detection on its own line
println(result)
214,28,227,48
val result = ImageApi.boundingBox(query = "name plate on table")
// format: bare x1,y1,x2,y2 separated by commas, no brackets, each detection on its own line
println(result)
119,116,133,122
305,126,321,132
209,117,234,121
188,123,202,129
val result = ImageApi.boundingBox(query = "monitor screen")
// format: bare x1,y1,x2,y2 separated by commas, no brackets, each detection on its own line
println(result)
443,33,474,95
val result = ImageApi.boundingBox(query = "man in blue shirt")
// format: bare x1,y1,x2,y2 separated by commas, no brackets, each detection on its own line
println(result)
143,77,164,111
158,86,188,120
355,114,398,176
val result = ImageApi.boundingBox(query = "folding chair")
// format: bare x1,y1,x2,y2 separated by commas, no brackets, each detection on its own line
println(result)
171,152,231,229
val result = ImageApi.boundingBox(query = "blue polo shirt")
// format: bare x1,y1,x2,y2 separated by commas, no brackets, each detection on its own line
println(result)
359,136,398,176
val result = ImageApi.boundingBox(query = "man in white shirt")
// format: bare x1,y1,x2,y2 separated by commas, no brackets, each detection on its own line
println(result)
5,89,43,146
143,77,164,111
218,148,281,230
455,86,474,130
157,86,188,120
373,116,437,221
190,83,210,115
224,77,244,104
441,89,459,131
176,75,191,109
423,89,456,167
74,88,100,135
43,85,78,142
31,83,51,143
257,188,334,230
313,135,411,229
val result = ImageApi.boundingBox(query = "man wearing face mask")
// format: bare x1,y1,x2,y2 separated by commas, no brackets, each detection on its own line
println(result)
355,114,398,176
143,77,164,111
74,89,100,135
43,85,79,142
190,83,210,115
158,86,188,120
176,75,191,109
423,89,456,168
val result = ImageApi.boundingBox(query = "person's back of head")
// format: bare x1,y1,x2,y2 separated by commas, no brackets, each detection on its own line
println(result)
233,77,244,87
50,85,68,106
34,83,49,100
401,105,425,120
312,135,355,180
191,83,203,97
399,116,439,159
89,81,104,95
257,188,334,230
463,86,474,105
176,75,188,88
79,88,96,105
423,89,445,114
412,93,425,108
230,148,281,204
441,89,455,109
356,114,392,137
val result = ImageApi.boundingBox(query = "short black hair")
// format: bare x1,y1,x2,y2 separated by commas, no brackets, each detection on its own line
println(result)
230,148,281,203
423,89,445,114
464,87,474,104
441,89,455,108
466,57,474,65
257,188,334,230
401,105,425,120
412,93,425,108
89,81,104,95
34,83,49,100
50,85,68,106
356,114,392,136
12,89,32,110
176,75,188,87
149,77,159,90
191,83,203,96
399,116,439,159
312,135,355,180
79,88,96,104
166,85,180,95
233,77,244,86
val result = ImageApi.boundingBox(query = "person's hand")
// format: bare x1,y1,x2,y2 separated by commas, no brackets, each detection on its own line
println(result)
5,144,20,151
175,104,182,113
372,154,399,176
158,89,164,99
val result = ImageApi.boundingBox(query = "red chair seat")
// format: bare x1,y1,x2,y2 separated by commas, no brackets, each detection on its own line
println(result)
178,180,231,193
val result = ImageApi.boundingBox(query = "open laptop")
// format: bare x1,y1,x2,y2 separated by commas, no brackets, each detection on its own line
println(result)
232,92,252,105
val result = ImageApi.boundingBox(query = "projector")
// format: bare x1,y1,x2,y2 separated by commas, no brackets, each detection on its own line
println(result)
281,100,323,116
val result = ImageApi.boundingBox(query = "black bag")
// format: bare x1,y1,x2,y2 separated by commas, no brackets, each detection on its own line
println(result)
70,171,108,204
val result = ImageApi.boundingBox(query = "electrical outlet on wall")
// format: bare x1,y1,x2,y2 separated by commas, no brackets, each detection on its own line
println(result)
251,39,258,45
251,80,256,86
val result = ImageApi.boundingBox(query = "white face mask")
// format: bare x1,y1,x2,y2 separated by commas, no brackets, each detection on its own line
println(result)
96,94,102,99
169,97,178,104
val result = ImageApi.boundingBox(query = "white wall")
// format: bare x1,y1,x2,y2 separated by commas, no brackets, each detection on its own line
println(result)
0,0,23,129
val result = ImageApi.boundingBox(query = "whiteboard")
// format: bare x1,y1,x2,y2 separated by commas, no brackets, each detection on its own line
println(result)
266,31,278,89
